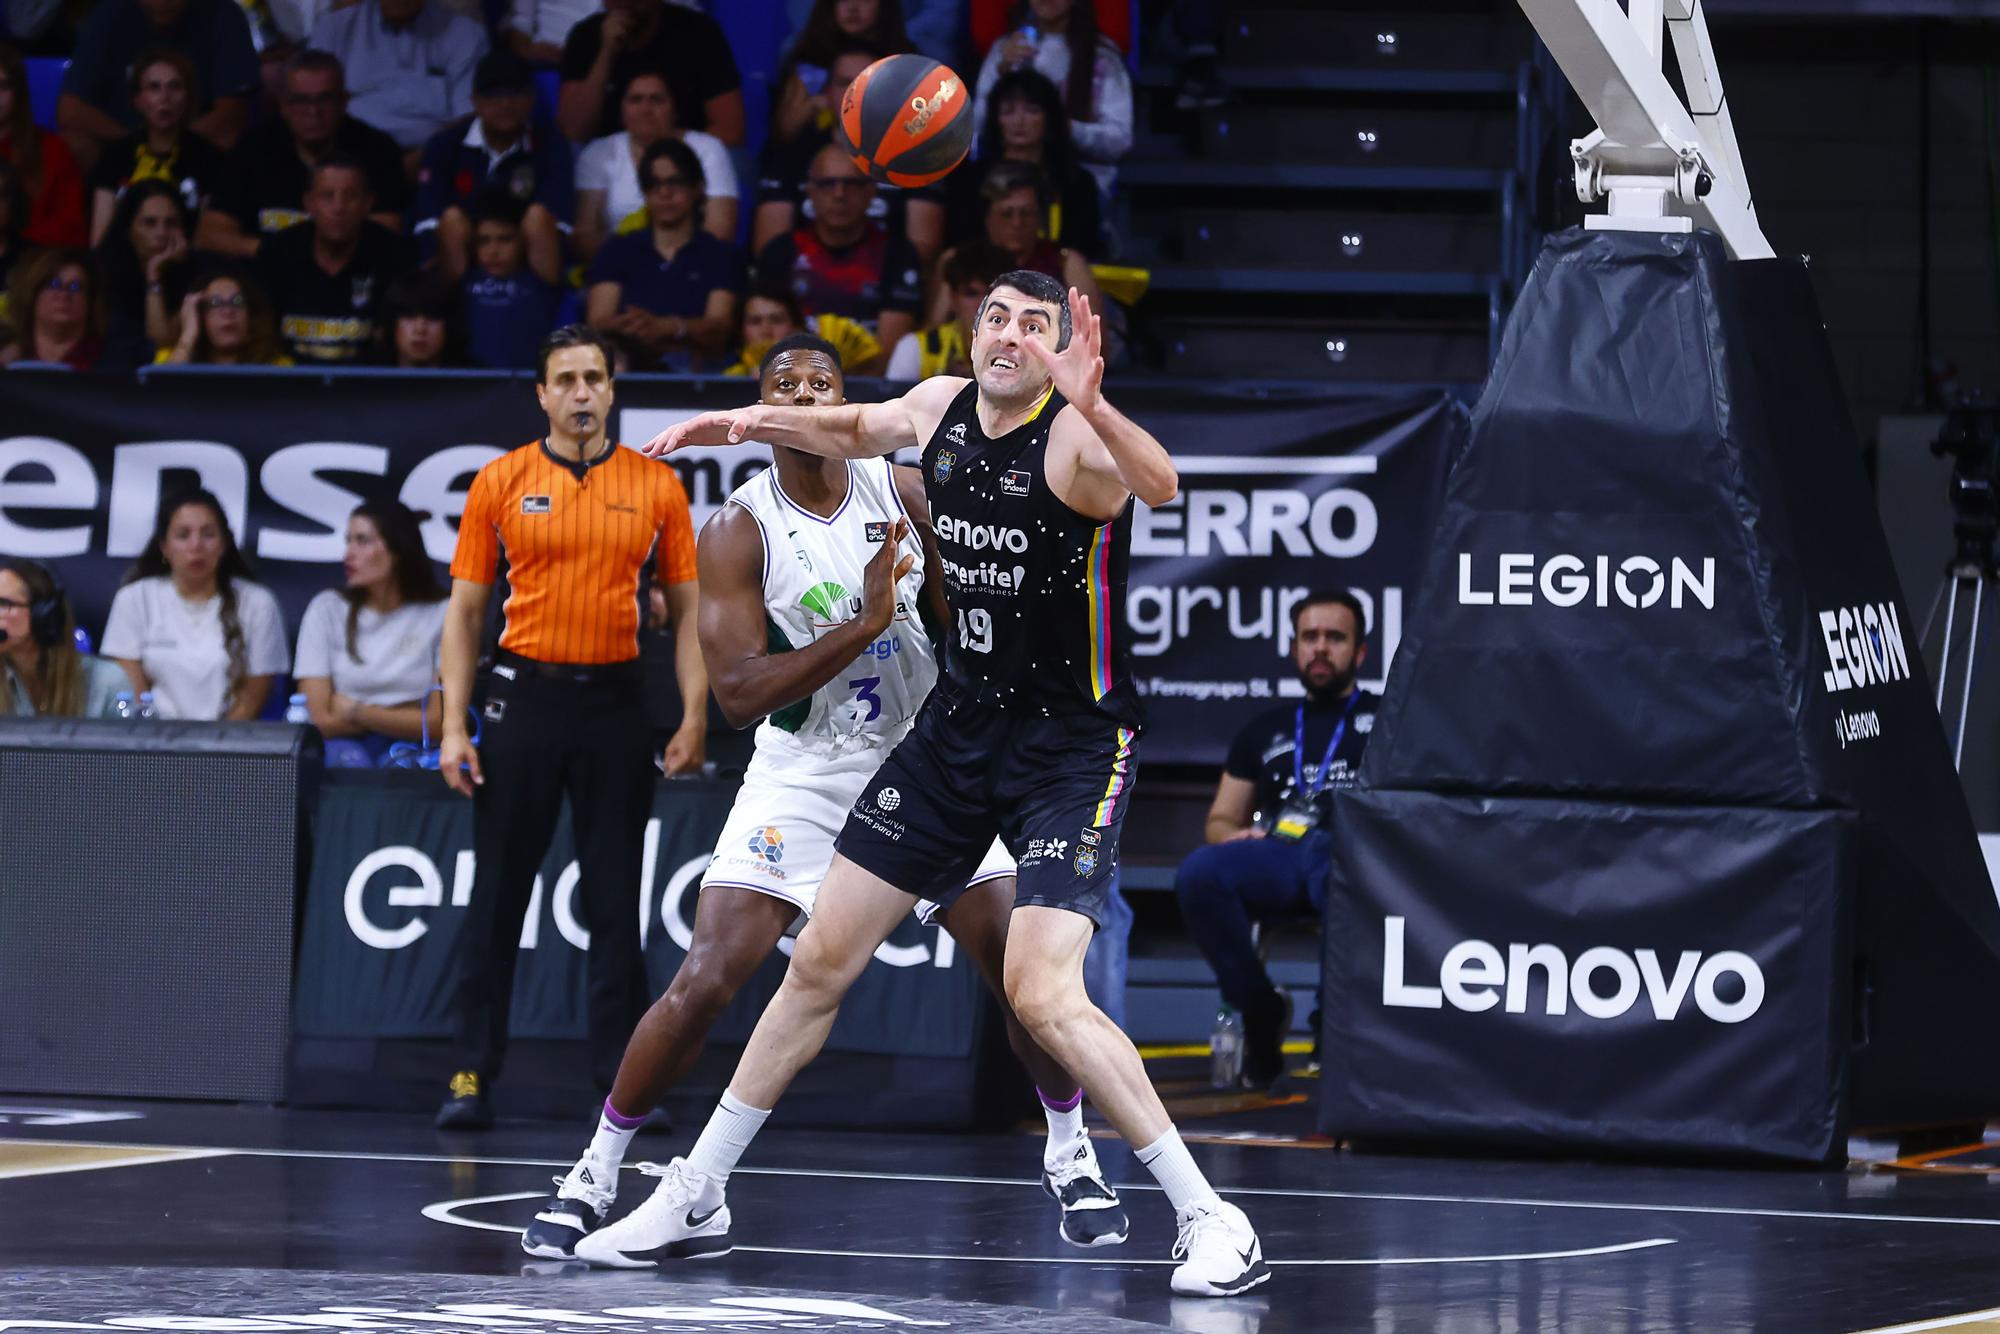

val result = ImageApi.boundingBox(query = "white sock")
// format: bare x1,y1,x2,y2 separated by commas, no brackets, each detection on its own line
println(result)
585,1100,643,1173
685,1089,770,1185
1136,1128,1222,1215
1039,1087,1086,1165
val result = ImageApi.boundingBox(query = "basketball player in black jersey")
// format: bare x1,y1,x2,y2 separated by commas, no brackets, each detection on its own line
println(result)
615,273,1267,1297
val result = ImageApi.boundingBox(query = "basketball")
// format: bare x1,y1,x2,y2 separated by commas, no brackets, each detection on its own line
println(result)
837,53,974,189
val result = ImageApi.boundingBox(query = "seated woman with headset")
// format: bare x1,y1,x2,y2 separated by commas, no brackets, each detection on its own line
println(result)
0,558,128,717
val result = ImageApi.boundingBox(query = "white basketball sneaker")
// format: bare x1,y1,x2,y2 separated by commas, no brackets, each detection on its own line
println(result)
1169,1199,1270,1297
572,1157,731,1268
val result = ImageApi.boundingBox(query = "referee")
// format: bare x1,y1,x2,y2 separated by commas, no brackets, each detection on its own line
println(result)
435,324,708,1130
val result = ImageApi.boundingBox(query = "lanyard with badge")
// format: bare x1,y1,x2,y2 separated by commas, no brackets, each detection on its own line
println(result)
1272,693,1359,840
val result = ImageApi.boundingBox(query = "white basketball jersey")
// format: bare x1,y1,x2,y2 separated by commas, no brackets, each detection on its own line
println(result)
728,456,937,745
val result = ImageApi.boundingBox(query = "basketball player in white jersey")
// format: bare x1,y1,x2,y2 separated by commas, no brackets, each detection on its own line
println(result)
524,334,1127,1261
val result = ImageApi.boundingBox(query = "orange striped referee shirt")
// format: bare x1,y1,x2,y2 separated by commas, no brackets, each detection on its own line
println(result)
451,439,698,665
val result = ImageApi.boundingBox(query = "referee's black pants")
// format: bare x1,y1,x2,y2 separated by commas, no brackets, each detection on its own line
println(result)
451,655,655,1094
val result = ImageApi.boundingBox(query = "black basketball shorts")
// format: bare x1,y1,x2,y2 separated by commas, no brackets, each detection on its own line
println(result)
834,683,1140,927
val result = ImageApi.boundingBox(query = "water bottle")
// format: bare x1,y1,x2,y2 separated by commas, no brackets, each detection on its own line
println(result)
1209,1006,1243,1089
137,691,158,721
112,690,135,721
285,692,311,725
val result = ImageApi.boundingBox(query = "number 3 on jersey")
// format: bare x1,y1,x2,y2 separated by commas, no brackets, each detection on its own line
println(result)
957,607,994,654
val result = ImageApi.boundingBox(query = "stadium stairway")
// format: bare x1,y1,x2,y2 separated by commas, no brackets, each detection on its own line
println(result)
1119,0,1557,384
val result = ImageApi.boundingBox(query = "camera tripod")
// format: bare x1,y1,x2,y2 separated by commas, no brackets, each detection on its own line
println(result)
1922,407,2000,771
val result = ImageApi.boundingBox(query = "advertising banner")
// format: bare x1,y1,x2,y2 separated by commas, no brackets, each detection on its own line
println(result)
294,773,983,1055
1321,789,1853,1161
0,370,1459,763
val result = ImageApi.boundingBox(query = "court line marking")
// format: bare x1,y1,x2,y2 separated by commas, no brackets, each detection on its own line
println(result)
0,1146,230,1180
1853,1308,2000,1333
18,1137,2000,1232
425,1190,1678,1267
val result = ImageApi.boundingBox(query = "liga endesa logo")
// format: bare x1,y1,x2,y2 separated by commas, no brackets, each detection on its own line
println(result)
1378,917,1766,1024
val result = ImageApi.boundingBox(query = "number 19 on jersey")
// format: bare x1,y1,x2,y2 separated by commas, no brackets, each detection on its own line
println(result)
957,607,994,655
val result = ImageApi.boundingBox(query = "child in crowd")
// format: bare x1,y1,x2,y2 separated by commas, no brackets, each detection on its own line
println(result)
460,187,561,370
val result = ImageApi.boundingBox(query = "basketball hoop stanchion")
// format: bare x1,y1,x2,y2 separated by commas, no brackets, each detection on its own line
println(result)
1516,0,1772,260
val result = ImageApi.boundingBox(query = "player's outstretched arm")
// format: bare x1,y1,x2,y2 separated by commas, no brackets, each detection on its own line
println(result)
641,377,970,461
698,504,915,729
1027,287,1179,514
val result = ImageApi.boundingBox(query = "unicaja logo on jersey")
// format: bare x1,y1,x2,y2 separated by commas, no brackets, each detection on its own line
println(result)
877,788,902,811
800,581,853,623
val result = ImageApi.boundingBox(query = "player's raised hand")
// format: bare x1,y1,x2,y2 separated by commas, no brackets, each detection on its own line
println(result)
1021,286,1104,417
861,518,914,635
640,406,772,458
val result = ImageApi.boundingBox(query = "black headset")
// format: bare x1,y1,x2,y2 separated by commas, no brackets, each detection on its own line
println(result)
7,558,67,648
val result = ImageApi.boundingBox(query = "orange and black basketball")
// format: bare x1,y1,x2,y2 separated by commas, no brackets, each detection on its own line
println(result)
838,53,973,189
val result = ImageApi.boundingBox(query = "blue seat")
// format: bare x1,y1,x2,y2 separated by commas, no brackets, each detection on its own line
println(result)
534,69,559,129
26,56,65,130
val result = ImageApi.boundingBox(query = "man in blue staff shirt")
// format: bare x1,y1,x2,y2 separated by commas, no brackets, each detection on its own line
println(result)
1175,589,1377,1088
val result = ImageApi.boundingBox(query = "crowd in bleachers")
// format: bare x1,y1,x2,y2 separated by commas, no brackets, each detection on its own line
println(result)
0,0,1145,374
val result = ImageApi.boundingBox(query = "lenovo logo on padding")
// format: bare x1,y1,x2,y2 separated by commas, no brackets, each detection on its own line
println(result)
1380,917,1765,1023
1457,553,1717,610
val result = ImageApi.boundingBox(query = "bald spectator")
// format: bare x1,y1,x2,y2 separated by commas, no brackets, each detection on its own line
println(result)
309,0,488,156
752,38,943,265
256,153,412,363
751,143,921,375
198,49,408,258
58,0,258,168
556,0,743,146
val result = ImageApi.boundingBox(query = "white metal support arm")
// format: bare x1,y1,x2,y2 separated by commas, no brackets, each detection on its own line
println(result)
1517,0,1774,259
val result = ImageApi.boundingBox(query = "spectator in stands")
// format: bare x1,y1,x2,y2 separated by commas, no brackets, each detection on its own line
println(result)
376,269,463,367
3,248,101,367
888,238,1006,380
86,50,226,246
257,153,412,363
0,44,86,248
574,67,735,259
974,0,1131,198
502,0,596,67
198,49,409,259
96,178,192,368
930,163,1098,326
102,488,289,720
752,38,944,265
159,261,292,363
953,68,1102,255
556,0,743,147
309,0,488,157
58,0,258,169
721,279,878,378
0,558,128,717
753,144,920,372
0,160,24,339
1175,591,1379,1088
461,187,560,370
782,0,962,66
585,138,739,371
295,498,448,766
768,0,911,148
413,49,570,285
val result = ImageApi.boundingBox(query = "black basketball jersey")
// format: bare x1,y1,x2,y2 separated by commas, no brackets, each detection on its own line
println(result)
919,381,1144,728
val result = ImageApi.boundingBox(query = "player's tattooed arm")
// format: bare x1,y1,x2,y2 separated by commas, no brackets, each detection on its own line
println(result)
696,504,914,728
892,464,951,638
